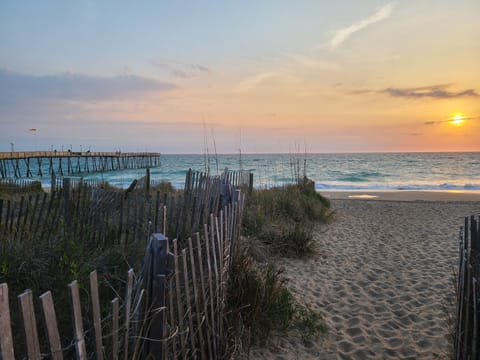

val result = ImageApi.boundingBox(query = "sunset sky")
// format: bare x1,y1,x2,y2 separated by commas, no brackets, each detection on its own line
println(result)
1,0,479,153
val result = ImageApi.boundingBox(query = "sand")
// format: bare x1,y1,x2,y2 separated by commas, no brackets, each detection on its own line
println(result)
250,191,480,360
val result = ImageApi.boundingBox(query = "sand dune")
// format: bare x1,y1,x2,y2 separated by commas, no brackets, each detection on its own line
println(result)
251,194,480,359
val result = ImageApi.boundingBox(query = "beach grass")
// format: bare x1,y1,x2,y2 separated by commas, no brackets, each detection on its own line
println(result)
242,178,331,256
225,179,331,351
226,239,327,349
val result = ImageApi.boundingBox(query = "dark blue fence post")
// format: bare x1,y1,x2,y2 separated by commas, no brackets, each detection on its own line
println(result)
142,233,174,359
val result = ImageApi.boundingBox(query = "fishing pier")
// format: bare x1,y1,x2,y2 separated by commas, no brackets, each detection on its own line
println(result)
0,151,161,179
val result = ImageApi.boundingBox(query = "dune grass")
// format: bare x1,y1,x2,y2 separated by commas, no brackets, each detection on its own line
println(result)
227,240,328,348
226,178,330,351
242,178,331,257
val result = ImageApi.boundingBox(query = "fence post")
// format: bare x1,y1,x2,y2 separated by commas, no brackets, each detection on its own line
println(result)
51,172,56,193
142,233,174,360
249,173,254,194
63,178,71,234
146,167,150,197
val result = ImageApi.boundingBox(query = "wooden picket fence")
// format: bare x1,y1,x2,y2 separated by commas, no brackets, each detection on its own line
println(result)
0,178,43,194
455,215,480,360
0,168,251,250
0,198,244,359
0,169,249,359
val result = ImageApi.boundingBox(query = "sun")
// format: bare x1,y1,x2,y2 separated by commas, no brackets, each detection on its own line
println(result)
450,113,465,125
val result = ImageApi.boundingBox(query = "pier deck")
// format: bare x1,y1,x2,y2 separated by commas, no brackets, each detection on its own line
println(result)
0,151,161,179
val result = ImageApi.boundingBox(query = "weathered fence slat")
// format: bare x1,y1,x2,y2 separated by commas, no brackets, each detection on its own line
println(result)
472,278,477,360
69,280,87,360
195,233,213,358
188,236,207,360
210,214,221,352
167,236,178,357
204,223,218,358
39,291,64,360
5,199,11,234
111,297,120,360
173,239,187,358
182,248,197,356
90,271,104,360
18,289,41,360
14,196,24,242
124,269,134,360
0,283,15,360
0,198,3,228
456,216,480,360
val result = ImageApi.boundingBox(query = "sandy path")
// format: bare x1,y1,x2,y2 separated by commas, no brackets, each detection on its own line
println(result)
251,198,480,359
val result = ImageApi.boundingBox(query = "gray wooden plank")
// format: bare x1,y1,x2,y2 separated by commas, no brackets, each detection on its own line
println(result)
90,271,104,360
0,283,15,360
18,289,41,360
39,291,63,360
124,269,134,360
111,297,119,360
69,280,87,360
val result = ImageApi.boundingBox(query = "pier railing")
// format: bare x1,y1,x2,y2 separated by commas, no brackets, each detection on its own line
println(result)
455,216,480,360
0,169,249,359
0,151,161,159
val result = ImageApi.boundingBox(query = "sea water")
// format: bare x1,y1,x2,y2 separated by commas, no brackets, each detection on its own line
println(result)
6,152,480,191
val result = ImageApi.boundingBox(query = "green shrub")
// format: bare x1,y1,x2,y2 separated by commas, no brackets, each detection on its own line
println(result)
279,223,315,256
227,244,296,344
226,241,328,349
293,304,328,343
242,180,330,257
150,181,178,195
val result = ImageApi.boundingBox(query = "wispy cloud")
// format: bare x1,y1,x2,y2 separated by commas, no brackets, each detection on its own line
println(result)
151,60,212,79
424,115,478,126
235,72,279,92
383,84,479,99
0,69,176,103
288,54,342,71
330,2,396,50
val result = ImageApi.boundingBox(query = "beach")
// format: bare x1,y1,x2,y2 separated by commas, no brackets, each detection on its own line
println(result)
251,191,480,359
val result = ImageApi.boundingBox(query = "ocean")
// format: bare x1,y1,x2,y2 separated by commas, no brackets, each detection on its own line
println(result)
5,152,480,192
31,152,480,191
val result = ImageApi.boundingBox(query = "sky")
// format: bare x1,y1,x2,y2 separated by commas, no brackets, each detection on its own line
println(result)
1,0,479,153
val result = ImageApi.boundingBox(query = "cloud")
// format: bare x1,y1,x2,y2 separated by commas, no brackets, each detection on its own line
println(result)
235,72,279,92
151,60,212,79
191,64,211,73
424,115,478,126
383,84,479,99
288,54,342,71
330,2,396,50
0,69,176,103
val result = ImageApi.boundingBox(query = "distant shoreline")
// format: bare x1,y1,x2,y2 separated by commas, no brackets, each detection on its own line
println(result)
321,190,480,202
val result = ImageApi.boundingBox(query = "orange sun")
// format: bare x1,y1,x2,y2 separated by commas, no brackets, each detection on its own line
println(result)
450,113,465,125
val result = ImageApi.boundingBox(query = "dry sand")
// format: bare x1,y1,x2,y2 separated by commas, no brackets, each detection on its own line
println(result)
250,191,480,360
